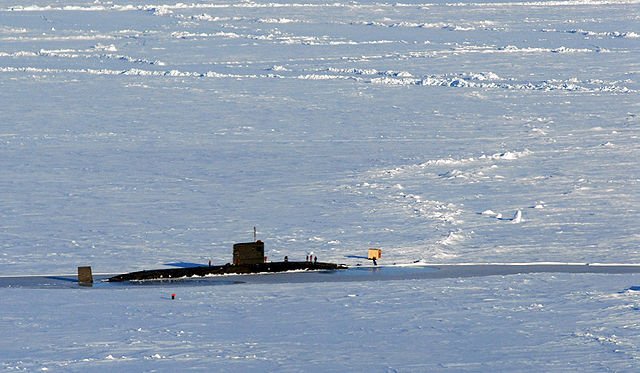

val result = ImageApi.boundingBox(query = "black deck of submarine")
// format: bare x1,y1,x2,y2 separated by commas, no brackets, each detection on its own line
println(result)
108,261,347,282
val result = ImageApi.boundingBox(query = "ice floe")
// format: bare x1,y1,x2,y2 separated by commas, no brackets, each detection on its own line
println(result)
542,28,640,39
512,210,523,224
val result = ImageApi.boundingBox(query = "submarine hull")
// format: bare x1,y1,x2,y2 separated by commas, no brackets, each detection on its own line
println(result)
108,261,347,282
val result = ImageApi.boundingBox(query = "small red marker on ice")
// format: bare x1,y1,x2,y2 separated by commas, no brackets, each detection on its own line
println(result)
171,293,176,300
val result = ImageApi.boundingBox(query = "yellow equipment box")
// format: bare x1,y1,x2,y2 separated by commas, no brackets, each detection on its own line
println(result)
368,248,382,260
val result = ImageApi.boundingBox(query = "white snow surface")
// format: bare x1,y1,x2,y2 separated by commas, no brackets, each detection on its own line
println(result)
1,0,639,370
3,274,640,372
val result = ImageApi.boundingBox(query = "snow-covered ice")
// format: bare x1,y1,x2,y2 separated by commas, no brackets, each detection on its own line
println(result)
3,274,640,371
1,0,639,370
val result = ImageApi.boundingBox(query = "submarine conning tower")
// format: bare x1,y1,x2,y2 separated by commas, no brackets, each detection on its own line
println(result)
233,240,265,265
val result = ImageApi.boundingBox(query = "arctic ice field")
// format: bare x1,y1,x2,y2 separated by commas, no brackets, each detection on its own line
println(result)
1,0,639,371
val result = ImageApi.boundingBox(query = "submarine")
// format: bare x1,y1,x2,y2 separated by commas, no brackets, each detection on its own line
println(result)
108,240,347,282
